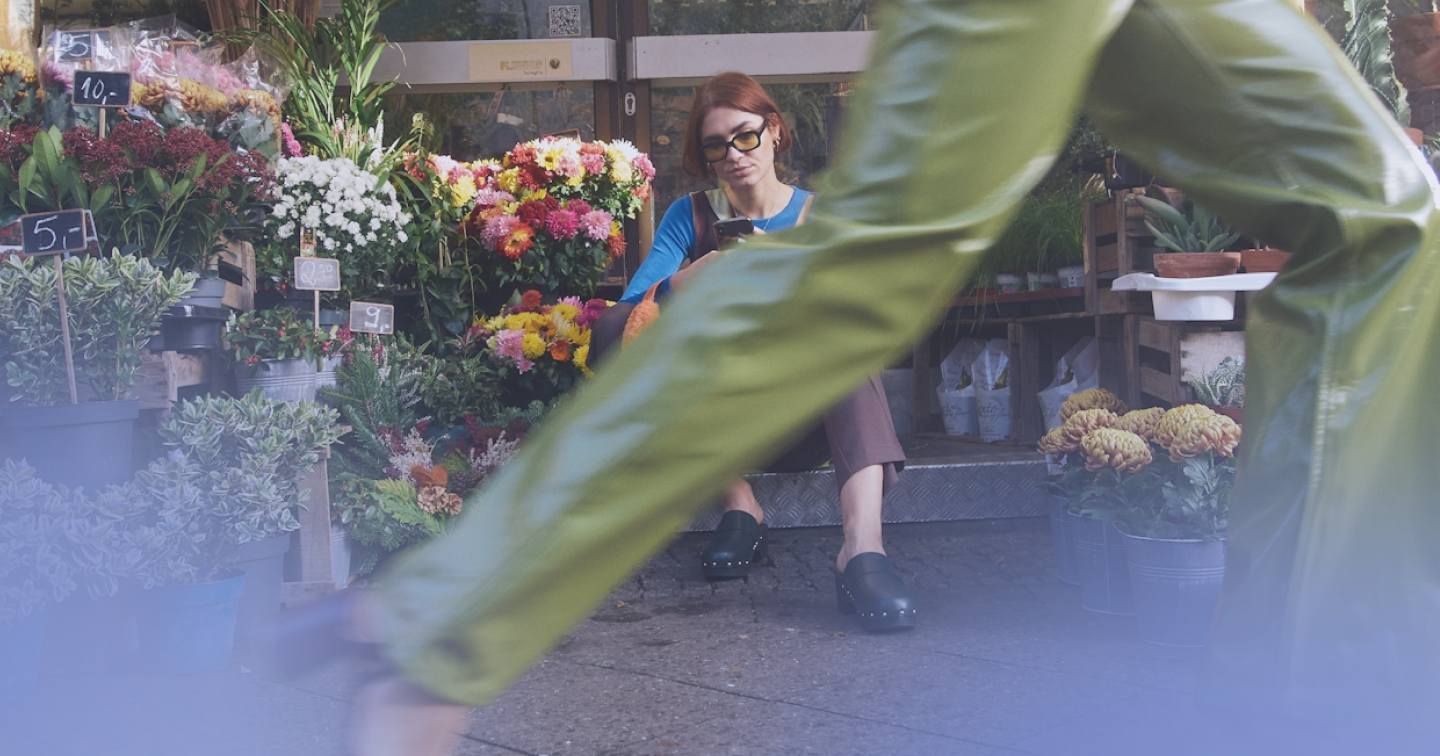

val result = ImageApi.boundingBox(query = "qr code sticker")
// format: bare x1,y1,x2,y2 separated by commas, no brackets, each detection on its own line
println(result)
549,5,582,37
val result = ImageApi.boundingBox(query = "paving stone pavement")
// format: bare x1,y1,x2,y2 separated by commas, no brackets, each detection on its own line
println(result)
0,519,1403,756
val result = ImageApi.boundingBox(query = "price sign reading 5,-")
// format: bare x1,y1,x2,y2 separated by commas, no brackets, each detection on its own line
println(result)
73,70,133,107
349,302,394,335
293,257,342,291
20,210,90,255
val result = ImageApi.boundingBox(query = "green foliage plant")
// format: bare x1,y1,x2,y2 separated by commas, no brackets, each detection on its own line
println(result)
0,459,81,629
1342,0,1408,123
0,253,194,406
1134,194,1241,253
103,391,341,585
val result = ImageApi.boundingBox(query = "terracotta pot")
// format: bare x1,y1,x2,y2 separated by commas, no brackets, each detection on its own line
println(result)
1390,13,1440,92
1152,252,1242,279
1404,127,1427,147
1240,248,1292,273
1206,404,1243,423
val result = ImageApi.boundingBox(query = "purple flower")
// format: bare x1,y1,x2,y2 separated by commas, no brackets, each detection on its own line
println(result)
482,214,520,251
493,330,526,362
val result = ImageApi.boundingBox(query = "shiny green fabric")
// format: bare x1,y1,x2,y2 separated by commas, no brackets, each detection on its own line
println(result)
375,0,1439,721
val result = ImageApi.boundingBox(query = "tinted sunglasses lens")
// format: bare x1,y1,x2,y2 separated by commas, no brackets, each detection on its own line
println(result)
702,144,728,163
732,131,762,152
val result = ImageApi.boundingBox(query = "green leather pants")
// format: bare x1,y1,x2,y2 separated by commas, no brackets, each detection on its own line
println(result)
376,0,1440,720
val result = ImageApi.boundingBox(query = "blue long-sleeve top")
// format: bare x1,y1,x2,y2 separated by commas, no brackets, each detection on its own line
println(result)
619,187,814,303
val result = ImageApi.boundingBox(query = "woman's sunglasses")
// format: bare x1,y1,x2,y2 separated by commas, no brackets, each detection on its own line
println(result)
702,130,765,163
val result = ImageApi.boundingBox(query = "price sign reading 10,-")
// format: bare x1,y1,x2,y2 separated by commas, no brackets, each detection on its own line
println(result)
72,70,132,108
349,302,394,335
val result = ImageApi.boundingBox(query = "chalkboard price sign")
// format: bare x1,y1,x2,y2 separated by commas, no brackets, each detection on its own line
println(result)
73,70,132,107
20,210,89,255
349,302,395,335
56,29,112,62
293,256,342,291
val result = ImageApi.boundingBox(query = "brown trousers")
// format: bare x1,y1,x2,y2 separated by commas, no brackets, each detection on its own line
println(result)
591,302,904,492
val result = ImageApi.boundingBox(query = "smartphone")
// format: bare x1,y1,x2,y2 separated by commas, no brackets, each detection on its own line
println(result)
713,217,755,240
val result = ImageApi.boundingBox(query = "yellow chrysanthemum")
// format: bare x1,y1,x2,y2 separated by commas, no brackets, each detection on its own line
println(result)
1081,428,1154,473
1060,388,1128,422
552,303,579,321
230,88,281,126
521,332,546,359
504,312,545,332
1113,407,1166,442
1167,414,1242,462
178,78,228,114
484,315,507,331
1152,404,1218,449
1037,427,1069,456
1059,408,1119,450
609,156,633,183
0,49,38,83
450,174,477,207
567,174,584,187
497,168,521,195
574,344,592,376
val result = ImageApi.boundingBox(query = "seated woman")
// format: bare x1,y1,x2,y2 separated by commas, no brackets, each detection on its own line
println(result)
590,72,915,632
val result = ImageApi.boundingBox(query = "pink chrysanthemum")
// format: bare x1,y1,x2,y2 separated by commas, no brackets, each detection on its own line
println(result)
482,214,520,251
579,210,613,241
579,153,605,176
546,209,579,239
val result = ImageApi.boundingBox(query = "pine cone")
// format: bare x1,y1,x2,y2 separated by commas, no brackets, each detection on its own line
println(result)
1167,414,1242,462
1153,404,1218,449
448,467,485,497
1059,408,1119,450
1081,428,1154,473
1060,388,1127,422
1114,407,1166,442
418,485,463,516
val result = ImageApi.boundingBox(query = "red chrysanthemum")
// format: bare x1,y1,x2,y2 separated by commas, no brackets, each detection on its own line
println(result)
520,289,543,310
500,225,536,260
606,232,626,257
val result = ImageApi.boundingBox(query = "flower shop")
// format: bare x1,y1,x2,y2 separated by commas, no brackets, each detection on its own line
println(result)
2,0,1429,692
0,0,656,694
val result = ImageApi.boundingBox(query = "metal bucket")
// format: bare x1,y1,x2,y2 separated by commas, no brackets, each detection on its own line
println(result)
1123,533,1225,647
1070,515,1134,614
235,358,316,404
1049,497,1080,585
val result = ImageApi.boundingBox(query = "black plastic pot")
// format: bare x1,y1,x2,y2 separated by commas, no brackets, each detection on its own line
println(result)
0,399,139,491
161,304,228,351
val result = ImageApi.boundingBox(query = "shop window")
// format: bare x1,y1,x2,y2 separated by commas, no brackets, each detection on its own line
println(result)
380,0,592,41
649,0,877,36
384,89,597,161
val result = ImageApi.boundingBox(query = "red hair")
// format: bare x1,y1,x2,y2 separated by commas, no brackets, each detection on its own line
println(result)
682,72,793,178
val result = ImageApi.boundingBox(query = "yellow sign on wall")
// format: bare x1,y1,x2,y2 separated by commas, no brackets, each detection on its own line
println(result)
469,42,573,82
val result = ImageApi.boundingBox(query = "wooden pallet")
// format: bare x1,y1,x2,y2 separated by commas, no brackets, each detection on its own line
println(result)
133,350,223,410
1083,190,1156,316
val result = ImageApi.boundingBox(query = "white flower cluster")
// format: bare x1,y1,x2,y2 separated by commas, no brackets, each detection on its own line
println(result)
269,156,411,255
389,427,435,485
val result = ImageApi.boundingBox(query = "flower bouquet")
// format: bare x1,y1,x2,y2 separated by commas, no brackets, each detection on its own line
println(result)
460,136,655,300
259,155,411,302
465,289,608,406
0,48,39,130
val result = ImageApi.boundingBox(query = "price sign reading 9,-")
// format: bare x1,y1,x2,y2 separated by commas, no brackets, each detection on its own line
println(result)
20,210,91,255
349,302,394,335
292,257,342,291
73,70,133,108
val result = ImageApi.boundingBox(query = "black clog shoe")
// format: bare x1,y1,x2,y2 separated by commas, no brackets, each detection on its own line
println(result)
834,552,917,632
701,510,768,579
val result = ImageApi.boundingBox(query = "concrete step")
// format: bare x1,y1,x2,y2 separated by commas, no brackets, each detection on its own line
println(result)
689,436,1047,531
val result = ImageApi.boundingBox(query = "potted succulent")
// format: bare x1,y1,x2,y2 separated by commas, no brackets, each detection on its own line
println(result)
1185,356,1244,422
1134,194,1242,278
98,391,340,670
227,307,330,403
0,253,194,491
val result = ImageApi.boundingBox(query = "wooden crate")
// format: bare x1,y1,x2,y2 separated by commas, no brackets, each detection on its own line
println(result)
1097,315,1244,409
1009,313,1095,442
133,350,216,410
216,239,255,312
1083,190,1158,316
